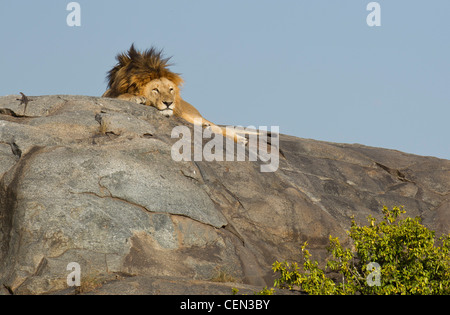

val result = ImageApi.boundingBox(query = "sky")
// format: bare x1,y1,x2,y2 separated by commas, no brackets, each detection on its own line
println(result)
0,1,449,160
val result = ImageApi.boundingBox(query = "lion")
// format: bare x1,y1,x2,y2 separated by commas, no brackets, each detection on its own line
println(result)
102,44,247,144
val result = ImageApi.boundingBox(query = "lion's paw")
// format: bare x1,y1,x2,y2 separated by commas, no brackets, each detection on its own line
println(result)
236,135,248,146
130,96,147,105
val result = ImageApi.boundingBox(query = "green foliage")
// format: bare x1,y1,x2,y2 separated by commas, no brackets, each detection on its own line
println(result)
255,287,275,295
231,287,275,295
272,206,450,295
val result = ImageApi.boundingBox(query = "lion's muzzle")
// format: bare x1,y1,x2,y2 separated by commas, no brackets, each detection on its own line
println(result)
159,101,174,117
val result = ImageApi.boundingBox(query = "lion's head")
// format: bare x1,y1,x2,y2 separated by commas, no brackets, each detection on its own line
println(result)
141,77,179,117
103,44,183,117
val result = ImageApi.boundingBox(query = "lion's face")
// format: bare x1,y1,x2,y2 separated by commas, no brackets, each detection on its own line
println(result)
142,77,179,117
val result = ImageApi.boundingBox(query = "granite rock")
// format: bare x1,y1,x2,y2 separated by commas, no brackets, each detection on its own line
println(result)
0,95,448,294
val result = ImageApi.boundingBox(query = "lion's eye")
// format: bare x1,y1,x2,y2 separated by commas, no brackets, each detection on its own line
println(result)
169,88,174,93
153,88,159,94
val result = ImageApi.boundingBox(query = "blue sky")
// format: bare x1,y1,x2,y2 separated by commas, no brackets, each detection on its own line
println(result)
1,1,449,159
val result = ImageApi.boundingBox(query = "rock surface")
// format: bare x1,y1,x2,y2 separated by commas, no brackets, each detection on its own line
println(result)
0,95,448,295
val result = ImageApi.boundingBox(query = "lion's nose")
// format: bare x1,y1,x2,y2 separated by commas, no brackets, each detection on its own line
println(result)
163,101,173,108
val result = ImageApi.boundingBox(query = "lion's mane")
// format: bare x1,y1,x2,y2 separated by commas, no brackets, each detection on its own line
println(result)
104,44,184,98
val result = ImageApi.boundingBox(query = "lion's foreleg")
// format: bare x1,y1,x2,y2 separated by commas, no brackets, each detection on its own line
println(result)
114,93,147,105
177,98,247,145
206,122,248,146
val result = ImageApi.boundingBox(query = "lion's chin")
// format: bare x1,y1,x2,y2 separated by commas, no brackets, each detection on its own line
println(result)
159,109,173,117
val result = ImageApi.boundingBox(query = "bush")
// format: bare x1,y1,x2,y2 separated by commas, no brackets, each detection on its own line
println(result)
272,206,450,295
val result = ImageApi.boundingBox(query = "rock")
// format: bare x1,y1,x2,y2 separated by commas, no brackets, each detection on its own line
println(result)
0,95,448,295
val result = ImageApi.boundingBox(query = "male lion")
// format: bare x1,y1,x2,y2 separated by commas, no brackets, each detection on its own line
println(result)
102,44,247,144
